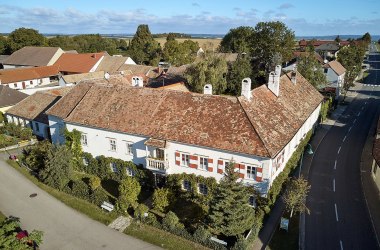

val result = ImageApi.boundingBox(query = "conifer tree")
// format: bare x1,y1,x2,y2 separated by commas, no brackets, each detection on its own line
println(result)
207,162,256,237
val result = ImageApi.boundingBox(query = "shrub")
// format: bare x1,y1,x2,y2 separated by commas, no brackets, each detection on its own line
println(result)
162,211,182,231
118,176,141,209
0,111,4,123
134,203,149,220
88,176,101,191
152,188,171,212
19,127,33,140
90,187,109,206
193,226,211,243
71,179,90,200
144,212,161,228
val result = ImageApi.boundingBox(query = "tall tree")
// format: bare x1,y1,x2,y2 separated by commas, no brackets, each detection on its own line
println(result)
251,21,295,79
118,176,141,211
162,39,198,66
184,54,228,94
0,36,7,55
207,162,256,237
220,26,254,53
6,28,46,54
226,55,253,94
360,32,371,46
128,24,161,65
297,53,326,87
338,45,365,101
38,145,73,190
283,177,311,217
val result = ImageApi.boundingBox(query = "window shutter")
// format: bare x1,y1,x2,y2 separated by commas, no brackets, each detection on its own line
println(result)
208,167,213,172
256,166,263,182
208,158,213,172
239,173,245,179
217,159,223,174
239,164,245,170
234,163,239,169
189,155,198,169
175,152,180,166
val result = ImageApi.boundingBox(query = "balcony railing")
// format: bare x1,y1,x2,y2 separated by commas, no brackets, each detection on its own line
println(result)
146,158,168,172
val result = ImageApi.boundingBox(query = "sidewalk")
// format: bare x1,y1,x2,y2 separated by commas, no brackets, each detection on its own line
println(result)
252,89,358,250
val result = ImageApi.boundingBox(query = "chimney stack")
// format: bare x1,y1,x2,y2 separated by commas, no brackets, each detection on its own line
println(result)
132,76,143,87
291,65,297,84
203,84,212,95
241,78,252,100
267,65,281,97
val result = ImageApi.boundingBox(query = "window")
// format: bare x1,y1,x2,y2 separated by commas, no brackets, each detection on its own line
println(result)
199,157,208,170
35,122,40,132
181,153,190,167
110,162,118,173
13,83,17,88
125,142,133,155
81,134,88,146
156,148,164,159
30,81,33,85
324,68,328,74
126,167,135,176
247,165,256,179
198,183,208,195
249,196,256,207
109,138,117,151
83,157,89,166
183,180,192,192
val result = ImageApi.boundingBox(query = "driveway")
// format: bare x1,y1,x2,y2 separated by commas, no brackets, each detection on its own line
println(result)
0,153,160,250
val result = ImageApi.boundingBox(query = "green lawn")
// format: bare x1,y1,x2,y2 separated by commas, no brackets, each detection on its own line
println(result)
268,214,299,250
7,160,117,225
125,222,209,250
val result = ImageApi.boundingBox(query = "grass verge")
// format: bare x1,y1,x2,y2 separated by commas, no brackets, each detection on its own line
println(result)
268,214,299,250
0,211,6,222
6,160,117,225
124,222,209,250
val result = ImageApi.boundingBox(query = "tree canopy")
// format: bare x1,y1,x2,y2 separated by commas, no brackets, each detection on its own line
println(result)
118,176,141,210
220,26,254,53
128,24,162,65
226,55,253,94
6,28,46,54
184,54,228,94
162,39,199,66
207,162,256,237
297,53,326,87
283,177,311,217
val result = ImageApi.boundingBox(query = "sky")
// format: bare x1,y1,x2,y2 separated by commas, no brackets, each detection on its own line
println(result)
0,0,379,36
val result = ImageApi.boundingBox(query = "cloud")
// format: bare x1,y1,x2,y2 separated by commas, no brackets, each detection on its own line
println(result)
192,3,200,7
278,3,294,9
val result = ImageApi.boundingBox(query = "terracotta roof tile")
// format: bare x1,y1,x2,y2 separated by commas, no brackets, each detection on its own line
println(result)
4,47,63,66
96,56,127,73
62,71,105,84
54,52,106,73
326,60,346,76
0,66,59,84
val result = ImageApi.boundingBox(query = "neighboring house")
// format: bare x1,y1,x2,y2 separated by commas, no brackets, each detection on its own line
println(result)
54,52,107,75
0,55,10,69
2,47,64,69
0,65,59,90
371,118,380,190
323,60,346,96
95,56,136,73
315,43,340,60
58,71,105,86
283,51,324,71
118,64,160,78
298,39,350,50
5,87,72,139
0,85,28,113
46,66,323,196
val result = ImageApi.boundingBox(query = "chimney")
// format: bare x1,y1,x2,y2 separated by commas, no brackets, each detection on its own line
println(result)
132,76,143,87
267,65,282,97
241,78,252,100
291,65,297,84
203,84,212,95
104,72,110,80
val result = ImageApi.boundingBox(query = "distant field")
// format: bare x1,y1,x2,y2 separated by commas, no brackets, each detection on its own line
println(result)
122,37,222,50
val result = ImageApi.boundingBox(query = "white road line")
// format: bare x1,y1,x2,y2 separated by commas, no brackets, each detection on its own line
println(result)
343,135,347,142
358,112,361,116
354,119,357,123
340,240,344,250
338,146,341,154
335,204,339,222
365,102,367,105
349,127,352,132
334,160,337,170
361,106,364,110
333,179,336,192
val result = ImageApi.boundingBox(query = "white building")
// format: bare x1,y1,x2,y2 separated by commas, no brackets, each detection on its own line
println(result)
46,66,323,196
323,60,346,97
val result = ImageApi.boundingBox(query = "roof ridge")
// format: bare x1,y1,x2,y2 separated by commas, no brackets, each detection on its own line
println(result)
62,84,94,120
237,96,271,158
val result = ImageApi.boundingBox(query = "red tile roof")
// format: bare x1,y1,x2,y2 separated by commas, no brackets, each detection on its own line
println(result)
54,52,106,74
325,60,346,76
49,72,323,158
0,66,59,84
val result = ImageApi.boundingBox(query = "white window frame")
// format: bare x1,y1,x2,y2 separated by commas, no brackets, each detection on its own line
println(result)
182,180,191,192
110,162,118,173
199,156,208,170
81,134,88,146
181,153,190,167
126,167,135,176
249,196,256,207
109,138,117,152
246,165,256,179
198,183,208,195
125,141,133,155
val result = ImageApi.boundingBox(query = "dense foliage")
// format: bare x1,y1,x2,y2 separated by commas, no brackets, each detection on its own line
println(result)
162,38,199,66
283,177,311,217
5,28,46,54
226,55,252,95
220,26,254,53
118,176,141,211
297,52,327,87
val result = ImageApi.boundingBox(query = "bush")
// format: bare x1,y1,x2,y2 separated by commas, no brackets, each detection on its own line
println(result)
162,211,183,231
193,226,211,243
19,127,33,140
134,203,149,220
145,212,161,228
71,179,90,200
152,188,171,212
0,111,4,123
90,187,109,206
89,175,101,191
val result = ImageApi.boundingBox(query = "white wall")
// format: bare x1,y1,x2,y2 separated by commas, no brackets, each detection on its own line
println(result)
5,114,48,139
89,56,105,73
125,57,136,65
4,77,51,90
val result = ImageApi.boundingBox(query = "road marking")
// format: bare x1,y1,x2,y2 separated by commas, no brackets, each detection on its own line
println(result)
349,127,352,132
365,102,367,105
343,135,347,142
334,160,337,170
354,119,357,123
338,146,341,154
357,112,361,116
335,204,339,222
361,106,364,110
340,240,344,250
333,179,336,192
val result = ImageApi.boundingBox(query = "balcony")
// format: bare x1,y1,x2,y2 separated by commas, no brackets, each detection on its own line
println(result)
146,158,168,173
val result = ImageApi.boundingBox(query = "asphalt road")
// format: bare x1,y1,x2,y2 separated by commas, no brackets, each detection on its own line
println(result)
364,44,380,85
305,47,380,249
0,152,159,250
